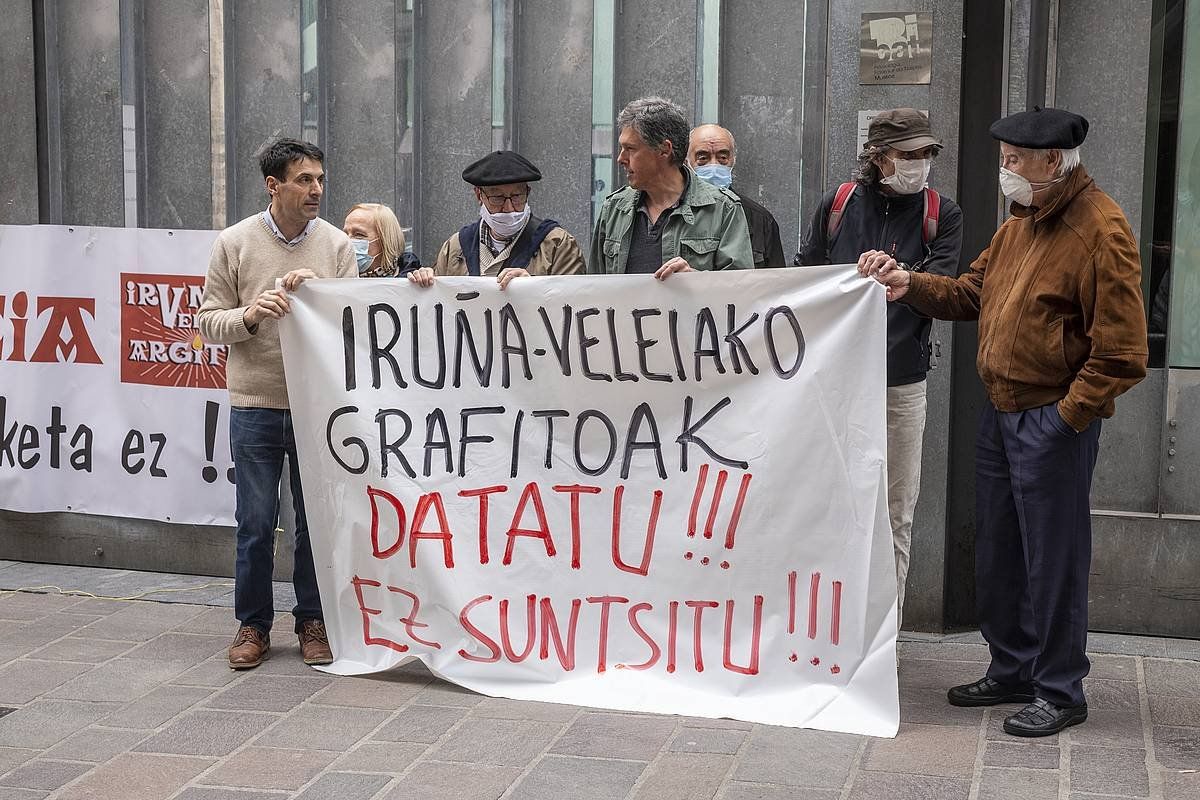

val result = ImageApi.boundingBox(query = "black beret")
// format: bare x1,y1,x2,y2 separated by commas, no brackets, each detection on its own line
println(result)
989,106,1089,149
461,150,541,186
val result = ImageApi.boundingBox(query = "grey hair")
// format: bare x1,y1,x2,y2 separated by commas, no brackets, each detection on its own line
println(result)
853,144,886,186
1056,146,1082,175
1012,144,1083,176
617,96,690,166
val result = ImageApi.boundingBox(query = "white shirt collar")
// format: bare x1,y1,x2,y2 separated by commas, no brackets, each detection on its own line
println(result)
262,207,317,245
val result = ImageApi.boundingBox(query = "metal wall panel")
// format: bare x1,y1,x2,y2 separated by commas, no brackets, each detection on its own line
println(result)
1054,0,1151,229
1006,0,1031,115
798,0,829,240
905,320,953,630
1056,5,1165,515
1091,369,1164,514
921,0,964,200
324,0,397,226
226,0,302,224
1162,369,1200,515
718,0,806,255
143,0,213,229
1090,514,1200,638
58,0,124,227
514,0,593,248
0,1,39,224
613,0,696,114
416,0,492,263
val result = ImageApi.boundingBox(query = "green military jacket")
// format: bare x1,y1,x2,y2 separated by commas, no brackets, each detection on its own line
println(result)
587,167,754,274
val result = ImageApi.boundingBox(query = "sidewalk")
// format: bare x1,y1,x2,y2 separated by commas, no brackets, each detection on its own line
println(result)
0,560,1196,800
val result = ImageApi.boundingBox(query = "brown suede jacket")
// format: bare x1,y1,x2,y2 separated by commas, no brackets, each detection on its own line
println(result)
904,166,1148,431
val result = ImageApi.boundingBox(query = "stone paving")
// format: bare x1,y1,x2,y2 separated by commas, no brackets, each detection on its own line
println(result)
0,560,1197,799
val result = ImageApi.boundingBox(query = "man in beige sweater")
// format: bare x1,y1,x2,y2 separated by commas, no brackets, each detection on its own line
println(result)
198,138,355,669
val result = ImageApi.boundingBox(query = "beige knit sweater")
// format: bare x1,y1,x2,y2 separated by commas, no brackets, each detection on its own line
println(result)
198,214,355,408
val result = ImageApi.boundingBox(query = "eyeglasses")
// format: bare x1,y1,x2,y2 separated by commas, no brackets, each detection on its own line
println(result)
480,191,529,209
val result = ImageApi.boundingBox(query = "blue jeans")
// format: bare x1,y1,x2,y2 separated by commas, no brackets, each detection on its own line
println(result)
229,407,322,634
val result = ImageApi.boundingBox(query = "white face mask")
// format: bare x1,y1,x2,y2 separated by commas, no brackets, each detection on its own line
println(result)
999,167,1064,206
879,157,930,195
479,204,531,238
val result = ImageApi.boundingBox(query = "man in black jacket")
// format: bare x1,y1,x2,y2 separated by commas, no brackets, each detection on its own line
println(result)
794,108,963,629
687,124,786,267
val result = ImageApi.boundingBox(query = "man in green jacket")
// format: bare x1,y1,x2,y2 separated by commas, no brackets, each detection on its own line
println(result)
589,96,753,278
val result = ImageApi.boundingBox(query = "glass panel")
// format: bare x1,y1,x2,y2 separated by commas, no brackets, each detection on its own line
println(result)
1143,0,1185,367
491,0,513,150
118,0,139,227
300,0,320,144
696,0,721,124
591,0,616,225
397,0,416,250
1167,0,1200,367
591,155,613,222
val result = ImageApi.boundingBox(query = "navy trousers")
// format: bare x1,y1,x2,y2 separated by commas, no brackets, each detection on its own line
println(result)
975,402,1100,708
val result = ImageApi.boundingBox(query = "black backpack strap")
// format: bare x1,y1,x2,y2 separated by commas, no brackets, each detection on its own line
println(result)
458,222,483,276
508,217,559,270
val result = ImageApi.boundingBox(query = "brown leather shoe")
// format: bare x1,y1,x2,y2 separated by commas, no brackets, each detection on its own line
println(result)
228,625,269,670
298,619,334,665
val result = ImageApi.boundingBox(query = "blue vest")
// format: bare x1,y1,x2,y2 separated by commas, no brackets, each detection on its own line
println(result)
458,217,560,276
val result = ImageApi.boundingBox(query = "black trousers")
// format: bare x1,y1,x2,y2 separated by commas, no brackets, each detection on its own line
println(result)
975,402,1100,708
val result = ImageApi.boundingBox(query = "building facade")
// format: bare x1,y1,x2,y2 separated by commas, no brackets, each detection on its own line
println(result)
1,0,1197,637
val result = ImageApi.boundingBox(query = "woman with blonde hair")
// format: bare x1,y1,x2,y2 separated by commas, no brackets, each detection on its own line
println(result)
342,202,419,277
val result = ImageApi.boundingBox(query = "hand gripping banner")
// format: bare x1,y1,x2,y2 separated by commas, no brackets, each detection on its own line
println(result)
279,267,899,736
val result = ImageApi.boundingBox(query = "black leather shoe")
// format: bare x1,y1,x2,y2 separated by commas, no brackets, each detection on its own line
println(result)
947,676,1036,707
1003,698,1088,737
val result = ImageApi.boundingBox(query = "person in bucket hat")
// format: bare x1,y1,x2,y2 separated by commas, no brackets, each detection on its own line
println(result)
794,109,964,633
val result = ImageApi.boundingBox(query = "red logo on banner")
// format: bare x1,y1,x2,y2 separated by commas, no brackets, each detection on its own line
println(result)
120,273,227,388
0,292,104,364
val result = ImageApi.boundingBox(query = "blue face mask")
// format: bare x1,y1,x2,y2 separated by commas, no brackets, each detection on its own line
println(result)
694,163,733,189
351,238,375,272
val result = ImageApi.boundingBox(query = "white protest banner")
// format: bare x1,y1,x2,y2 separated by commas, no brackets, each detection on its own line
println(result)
280,268,899,736
0,224,236,525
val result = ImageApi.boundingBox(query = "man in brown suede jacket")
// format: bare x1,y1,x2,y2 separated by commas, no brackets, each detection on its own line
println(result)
862,107,1147,738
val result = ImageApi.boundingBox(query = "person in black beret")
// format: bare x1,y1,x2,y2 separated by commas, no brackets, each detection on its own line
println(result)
861,107,1148,737
409,150,584,288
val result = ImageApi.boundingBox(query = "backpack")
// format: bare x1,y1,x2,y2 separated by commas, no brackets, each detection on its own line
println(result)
827,182,941,246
